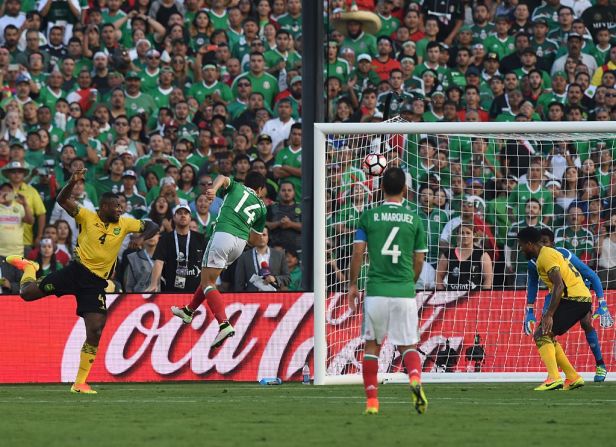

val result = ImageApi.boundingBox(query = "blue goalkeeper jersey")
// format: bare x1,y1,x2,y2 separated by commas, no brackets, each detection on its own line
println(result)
527,247,604,313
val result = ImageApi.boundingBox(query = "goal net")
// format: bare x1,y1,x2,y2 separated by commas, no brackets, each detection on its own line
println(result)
313,121,616,385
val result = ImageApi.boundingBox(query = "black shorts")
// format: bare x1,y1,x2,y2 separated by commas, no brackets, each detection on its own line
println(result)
39,261,109,317
551,299,592,336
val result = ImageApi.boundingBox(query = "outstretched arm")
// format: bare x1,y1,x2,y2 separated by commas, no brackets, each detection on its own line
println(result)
56,169,86,217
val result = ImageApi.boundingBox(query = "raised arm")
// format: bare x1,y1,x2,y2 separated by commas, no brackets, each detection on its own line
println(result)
56,169,86,217
206,175,230,200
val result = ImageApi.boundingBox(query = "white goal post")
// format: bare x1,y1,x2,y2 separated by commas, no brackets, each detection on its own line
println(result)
313,121,616,385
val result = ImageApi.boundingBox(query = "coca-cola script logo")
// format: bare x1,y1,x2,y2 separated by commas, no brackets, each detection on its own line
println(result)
323,290,614,375
0,293,313,383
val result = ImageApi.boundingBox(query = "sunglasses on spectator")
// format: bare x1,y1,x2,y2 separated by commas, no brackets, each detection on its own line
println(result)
175,148,188,153
606,93,616,97
147,55,160,60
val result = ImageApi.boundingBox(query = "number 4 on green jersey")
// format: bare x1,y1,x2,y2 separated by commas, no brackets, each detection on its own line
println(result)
355,202,428,298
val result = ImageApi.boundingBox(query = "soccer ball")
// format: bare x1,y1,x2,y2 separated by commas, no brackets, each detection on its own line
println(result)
362,153,387,176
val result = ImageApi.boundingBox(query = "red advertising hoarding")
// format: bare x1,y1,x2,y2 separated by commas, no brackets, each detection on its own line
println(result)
0,293,313,383
0,291,614,383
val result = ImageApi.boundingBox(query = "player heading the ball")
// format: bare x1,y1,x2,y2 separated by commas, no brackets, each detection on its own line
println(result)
171,172,268,348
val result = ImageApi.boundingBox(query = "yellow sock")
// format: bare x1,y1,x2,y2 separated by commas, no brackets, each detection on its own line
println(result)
75,342,98,385
21,263,36,285
554,342,577,381
536,336,560,381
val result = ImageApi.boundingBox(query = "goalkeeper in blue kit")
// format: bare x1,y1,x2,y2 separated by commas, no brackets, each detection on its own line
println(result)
524,228,613,382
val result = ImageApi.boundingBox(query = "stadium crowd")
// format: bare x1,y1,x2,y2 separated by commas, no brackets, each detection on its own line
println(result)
0,0,614,293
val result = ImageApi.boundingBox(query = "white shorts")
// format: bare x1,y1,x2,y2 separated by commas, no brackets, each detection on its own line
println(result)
362,296,419,346
203,232,247,269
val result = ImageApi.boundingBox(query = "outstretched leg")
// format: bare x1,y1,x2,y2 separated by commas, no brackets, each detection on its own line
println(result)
7,256,45,301
71,312,106,395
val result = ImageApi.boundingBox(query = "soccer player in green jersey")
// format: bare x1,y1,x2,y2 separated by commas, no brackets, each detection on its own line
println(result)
348,167,429,415
171,172,268,347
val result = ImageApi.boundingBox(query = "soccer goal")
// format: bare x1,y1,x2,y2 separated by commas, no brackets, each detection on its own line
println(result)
313,121,616,385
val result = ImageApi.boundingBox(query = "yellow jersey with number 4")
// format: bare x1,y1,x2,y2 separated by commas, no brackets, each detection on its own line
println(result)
74,207,144,279
536,246,591,301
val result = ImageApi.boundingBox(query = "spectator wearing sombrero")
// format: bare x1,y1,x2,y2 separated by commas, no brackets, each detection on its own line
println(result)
2,161,46,250
336,8,381,57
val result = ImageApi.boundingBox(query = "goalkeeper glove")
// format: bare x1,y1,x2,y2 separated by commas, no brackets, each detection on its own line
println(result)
592,300,614,328
523,308,536,335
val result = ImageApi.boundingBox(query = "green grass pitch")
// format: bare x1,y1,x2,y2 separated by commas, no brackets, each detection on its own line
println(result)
1,382,615,447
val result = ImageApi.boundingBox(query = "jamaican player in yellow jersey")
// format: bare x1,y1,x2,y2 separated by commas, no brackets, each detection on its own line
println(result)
517,226,590,391
8,169,159,394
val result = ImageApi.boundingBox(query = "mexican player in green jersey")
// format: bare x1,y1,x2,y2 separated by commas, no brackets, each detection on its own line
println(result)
347,167,428,416
171,172,268,347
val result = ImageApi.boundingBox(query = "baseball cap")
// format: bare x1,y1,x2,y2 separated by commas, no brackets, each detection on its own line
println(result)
357,54,372,63
160,176,176,186
290,76,302,85
257,133,273,143
161,66,174,74
466,66,481,76
553,71,567,79
400,102,414,113
122,170,137,178
431,90,445,98
146,48,161,58
545,179,562,188
422,69,437,78
486,52,499,61
567,32,584,40
173,203,191,214
126,71,140,80
459,24,472,33
521,48,537,56
16,74,30,84
533,18,548,26
202,63,217,70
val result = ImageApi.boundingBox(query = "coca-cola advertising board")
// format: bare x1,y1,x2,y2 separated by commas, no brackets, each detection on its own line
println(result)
0,291,614,383
0,293,314,383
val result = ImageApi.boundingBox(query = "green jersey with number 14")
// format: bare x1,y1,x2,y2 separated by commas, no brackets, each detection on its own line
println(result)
356,202,428,298
213,178,267,240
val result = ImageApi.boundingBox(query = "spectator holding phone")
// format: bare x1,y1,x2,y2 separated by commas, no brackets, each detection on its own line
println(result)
0,182,34,258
